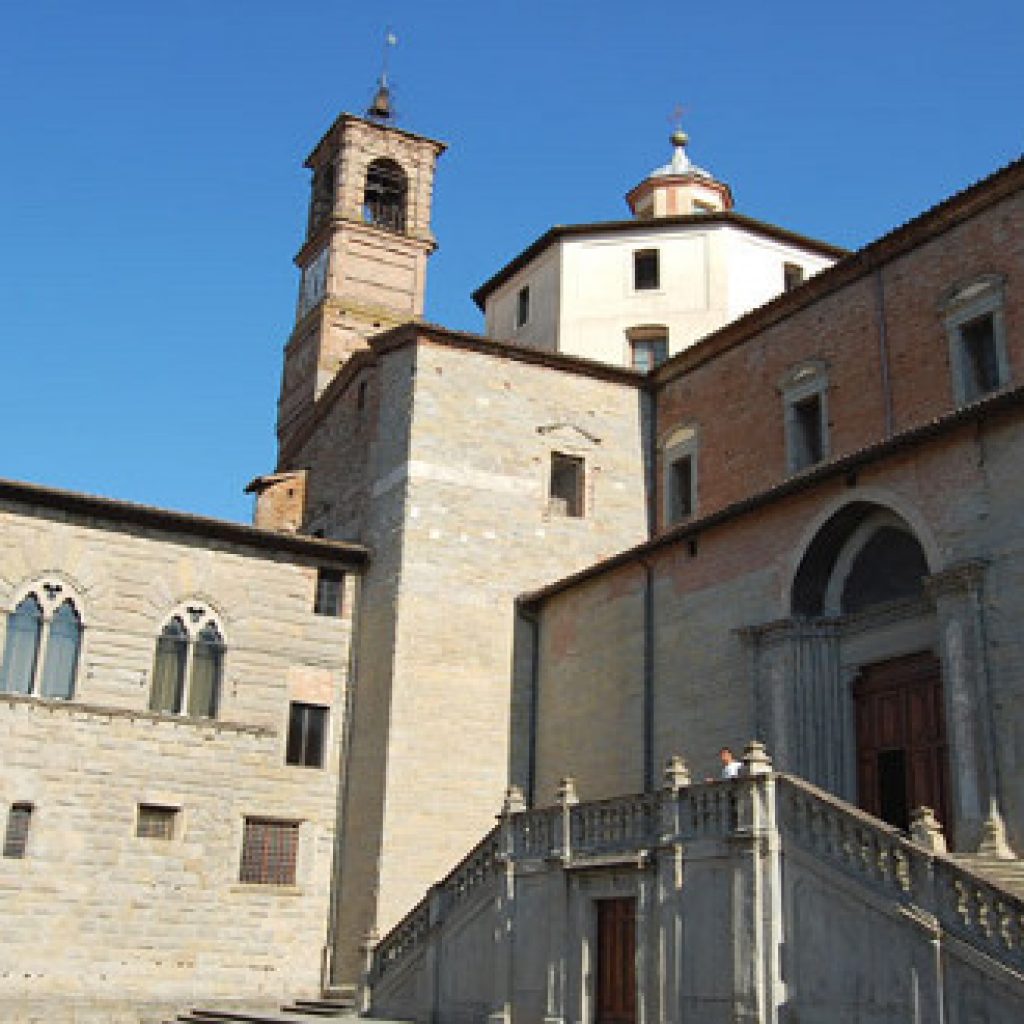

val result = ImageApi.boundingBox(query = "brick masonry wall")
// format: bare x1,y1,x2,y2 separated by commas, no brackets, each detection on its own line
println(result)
654,190,1024,529
0,503,354,1021
531,408,1024,852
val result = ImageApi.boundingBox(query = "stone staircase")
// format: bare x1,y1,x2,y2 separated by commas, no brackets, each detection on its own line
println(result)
954,854,1024,900
168,993,369,1023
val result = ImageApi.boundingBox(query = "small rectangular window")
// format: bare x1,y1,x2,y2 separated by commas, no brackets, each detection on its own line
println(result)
783,263,805,292
314,568,345,617
3,803,33,859
693,200,716,214
286,702,328,768
239,818,299,885
137,804,178,841
668,455,694,522
791,394,824,469
960,313,1000,400
549,453,584,518
515,286,531,329
633,249,660,291
630,337,668,373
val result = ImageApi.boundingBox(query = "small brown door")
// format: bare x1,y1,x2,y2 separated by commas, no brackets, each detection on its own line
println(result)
596,898,636,1024
854,651,951,839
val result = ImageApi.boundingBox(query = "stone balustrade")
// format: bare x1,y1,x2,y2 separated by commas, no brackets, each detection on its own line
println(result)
368,750,1024,1012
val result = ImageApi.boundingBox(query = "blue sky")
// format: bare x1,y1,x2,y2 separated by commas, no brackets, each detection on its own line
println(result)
1,1,1021,522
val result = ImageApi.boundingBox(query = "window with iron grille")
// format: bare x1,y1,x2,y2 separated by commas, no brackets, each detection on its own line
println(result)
239,818,300,885
137,804,178,840
286,702,328,768
314,569,345,617
3,803,33,859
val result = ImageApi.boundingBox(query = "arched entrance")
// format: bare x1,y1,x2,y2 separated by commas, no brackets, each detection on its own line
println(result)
790,502,951,835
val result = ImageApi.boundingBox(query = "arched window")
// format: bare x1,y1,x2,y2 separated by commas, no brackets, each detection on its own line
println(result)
150,617,188,714
0,585,84,699
363,158,408,233
39,600,81,699
0,595,43,694
149,607,224,719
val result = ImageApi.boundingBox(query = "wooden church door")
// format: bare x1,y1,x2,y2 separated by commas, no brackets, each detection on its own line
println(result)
854,651,951,839
595,898,636,1024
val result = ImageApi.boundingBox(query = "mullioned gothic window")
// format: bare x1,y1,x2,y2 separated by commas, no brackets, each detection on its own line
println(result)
149,605,225,719
0,582,83,700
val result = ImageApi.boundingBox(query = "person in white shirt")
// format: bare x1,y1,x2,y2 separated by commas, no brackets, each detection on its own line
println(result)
719,746,741,779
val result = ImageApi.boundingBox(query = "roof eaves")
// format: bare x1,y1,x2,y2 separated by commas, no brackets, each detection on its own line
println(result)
0,477,369,567
471,212,848,311
652,154,1024,386
518,382,1024,609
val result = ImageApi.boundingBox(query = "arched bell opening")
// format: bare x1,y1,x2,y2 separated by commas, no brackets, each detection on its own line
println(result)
363,158,408,233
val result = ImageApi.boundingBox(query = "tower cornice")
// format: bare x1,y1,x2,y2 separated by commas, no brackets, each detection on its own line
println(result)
304,111,447,169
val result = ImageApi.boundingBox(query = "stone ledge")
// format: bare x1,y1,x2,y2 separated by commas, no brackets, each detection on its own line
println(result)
0,692,276,737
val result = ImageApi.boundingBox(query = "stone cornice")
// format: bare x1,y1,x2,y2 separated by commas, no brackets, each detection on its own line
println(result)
0,692,276,737
519,384,1024,609
0,477,367,568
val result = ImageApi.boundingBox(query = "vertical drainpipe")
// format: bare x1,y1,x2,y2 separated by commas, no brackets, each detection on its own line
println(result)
643,385,659,540
641,379,658,791
642,559,655,793
522,603,541,809
874,266,895,438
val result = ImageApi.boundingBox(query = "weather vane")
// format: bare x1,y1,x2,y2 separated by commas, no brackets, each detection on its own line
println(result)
381,27,397,87
367,28,398,123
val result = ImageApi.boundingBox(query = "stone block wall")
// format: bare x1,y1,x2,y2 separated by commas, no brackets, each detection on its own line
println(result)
331,330,650,980
0,495,359,1021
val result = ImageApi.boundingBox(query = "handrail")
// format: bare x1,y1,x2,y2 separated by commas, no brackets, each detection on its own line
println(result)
776,772,1024,973
371,773,1024,988
372,823,502,977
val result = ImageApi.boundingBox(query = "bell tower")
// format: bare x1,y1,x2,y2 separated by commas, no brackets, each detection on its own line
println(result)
277,86,446,455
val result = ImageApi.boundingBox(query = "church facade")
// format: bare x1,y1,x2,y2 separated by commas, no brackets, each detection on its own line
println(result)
1,89,1023,1023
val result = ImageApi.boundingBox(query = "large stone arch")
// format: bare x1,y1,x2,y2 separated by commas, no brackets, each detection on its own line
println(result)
790,501,932,618
780,486,942,610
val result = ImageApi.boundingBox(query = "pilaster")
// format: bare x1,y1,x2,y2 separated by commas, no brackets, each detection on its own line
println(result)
924,559,996,850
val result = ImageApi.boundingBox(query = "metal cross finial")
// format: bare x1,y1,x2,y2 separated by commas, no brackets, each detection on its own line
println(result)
381,27,398,87
668,103,689,133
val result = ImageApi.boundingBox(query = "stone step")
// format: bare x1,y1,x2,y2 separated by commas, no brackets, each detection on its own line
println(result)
170,998,403,1024
282,999,356,1016
953,855,1024,900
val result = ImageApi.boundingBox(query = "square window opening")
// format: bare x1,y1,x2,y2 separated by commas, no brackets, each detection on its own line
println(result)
633,249,660,291
314,569,345,617
783,263,805,292
516,286,531,329
549,453,584,518
669,455,694,522
239,818,299,885
791,394,824,470
137,804,179,841
960,313,1000,400
3,803,33,859
630,336,668,373
286,702,328,768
